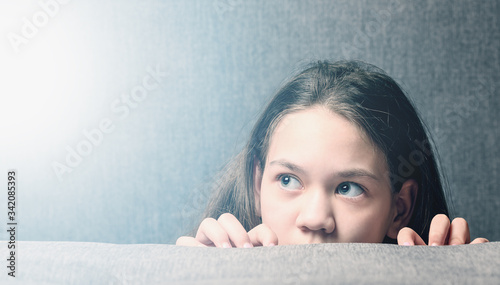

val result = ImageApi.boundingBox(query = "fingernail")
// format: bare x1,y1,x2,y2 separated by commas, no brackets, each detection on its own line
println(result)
267,243,275,247
222,242,231,248
403,242,411,246
243,243,253,248
431,243,438,246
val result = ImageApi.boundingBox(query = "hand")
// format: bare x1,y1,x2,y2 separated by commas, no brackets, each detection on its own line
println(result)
176,213,278,248
397,214,489,246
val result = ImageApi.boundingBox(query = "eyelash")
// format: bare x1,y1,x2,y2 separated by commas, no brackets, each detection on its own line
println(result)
276,174,303,190
336,182,367,200
275,174,367,197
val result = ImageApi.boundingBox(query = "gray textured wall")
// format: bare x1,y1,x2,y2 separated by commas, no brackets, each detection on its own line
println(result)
1,0,498,244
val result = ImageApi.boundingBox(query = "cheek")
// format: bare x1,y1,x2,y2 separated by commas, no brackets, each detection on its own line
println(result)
260,185,297,234
341,201,394,242
343,215,387,242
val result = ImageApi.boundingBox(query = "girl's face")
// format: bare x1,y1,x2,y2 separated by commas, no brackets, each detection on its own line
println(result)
256,106,398,244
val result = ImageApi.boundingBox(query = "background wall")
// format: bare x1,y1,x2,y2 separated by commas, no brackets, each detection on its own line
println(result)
1,0,498,244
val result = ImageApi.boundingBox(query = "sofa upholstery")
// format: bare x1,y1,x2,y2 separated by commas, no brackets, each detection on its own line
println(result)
2,241,499,284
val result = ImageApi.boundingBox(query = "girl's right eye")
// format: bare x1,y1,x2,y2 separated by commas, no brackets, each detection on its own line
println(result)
278,174,303,190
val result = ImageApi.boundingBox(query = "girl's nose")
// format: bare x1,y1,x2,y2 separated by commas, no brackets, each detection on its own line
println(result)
295,188,335,233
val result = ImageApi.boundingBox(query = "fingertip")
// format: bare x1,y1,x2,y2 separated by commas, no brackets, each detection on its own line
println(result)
176,236,194,246
433,213,450,221
451,217,468,226
428,214,451,246
470,237,489,244
175,236,185,245
217,213,254,248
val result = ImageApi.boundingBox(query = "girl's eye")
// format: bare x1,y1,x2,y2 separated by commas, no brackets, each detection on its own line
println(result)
279,175,302,190
336,182,364,197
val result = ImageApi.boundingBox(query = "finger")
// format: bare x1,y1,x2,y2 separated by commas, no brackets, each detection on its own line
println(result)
176,236,208,247
448,217,470,245
217,213,253,248
428,214,450,246
195,218,232,248
470,237,489,244
397,227,426,246
248,224,278,246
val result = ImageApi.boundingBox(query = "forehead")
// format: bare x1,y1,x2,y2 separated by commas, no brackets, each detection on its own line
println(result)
267,107,388,175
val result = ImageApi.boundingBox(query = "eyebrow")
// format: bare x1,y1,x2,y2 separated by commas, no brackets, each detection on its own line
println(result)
336,169,380,181
269,160,307,175
269,159,380,181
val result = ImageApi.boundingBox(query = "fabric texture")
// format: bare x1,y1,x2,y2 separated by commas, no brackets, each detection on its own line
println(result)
1,241,499,284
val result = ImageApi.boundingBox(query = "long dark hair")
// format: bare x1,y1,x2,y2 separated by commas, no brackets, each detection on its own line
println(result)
201,60,449,243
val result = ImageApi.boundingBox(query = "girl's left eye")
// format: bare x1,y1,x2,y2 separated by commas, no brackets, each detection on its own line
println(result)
336,182,364,197
278,175,303,190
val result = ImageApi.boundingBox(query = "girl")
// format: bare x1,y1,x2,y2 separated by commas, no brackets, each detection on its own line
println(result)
177,60,488,247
